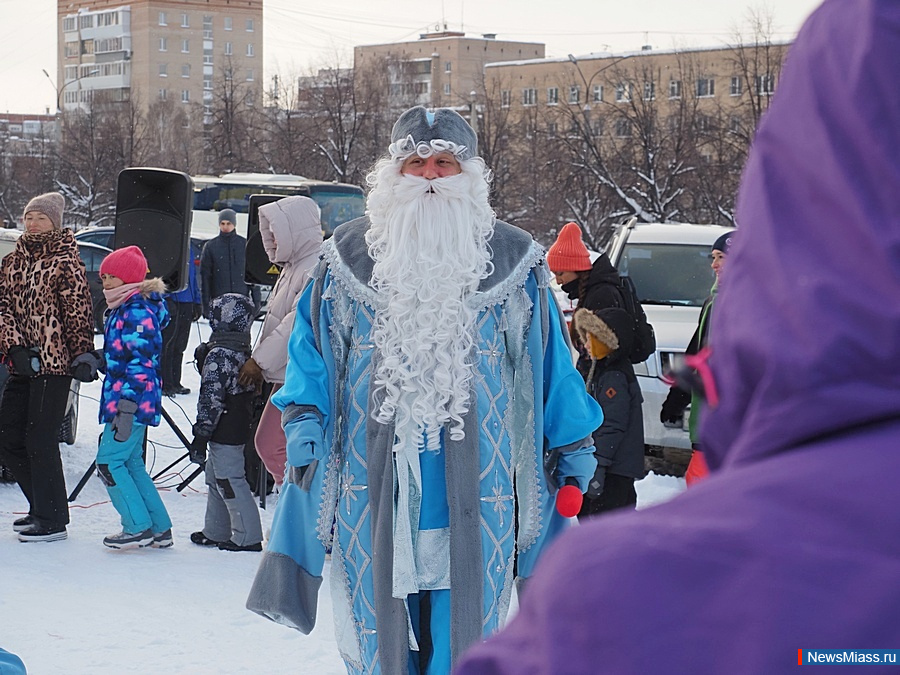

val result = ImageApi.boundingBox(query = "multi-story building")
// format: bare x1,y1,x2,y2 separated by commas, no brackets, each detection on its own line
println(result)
56,0,263,117
484,43,788,136
354,30,545,111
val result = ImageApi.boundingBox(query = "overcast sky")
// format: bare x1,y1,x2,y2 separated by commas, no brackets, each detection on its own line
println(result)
0,0,822,115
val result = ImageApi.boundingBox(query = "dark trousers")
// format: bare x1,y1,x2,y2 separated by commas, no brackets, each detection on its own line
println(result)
578,473,637,519
161,300,194,390
0,375,72,527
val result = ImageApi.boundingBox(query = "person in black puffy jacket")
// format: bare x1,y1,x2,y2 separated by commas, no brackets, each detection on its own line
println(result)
199,209,260,318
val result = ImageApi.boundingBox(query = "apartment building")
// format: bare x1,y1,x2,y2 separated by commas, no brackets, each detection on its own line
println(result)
354,30,545,110
484,42,788,132
56,0,263,116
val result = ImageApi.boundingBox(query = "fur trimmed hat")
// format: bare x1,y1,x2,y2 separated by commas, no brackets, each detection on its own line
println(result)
100,245,149,284
390,106,478,160
573,307,634,361
23,192,65,230
547,222,592,272
218,208,238,226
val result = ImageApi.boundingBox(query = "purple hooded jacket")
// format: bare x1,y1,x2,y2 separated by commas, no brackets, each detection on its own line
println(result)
455,1,900,673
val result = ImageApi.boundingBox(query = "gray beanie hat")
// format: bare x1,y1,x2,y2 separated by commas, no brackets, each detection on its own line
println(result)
23,192,65,230
389,106,478,161
218,208,238,226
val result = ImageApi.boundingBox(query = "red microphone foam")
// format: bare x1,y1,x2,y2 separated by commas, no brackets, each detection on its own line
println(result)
555,484,583,518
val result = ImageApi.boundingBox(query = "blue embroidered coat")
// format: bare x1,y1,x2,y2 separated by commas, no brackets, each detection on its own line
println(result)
247,219,603,674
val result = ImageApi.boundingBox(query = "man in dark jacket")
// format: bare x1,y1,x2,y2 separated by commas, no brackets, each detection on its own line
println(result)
199,209,260,319
161,239,202,396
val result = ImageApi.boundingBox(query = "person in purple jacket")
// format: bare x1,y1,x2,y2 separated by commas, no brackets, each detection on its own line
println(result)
455,1,900,672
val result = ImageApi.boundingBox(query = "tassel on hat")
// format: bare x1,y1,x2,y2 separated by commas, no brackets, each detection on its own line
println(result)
23,192,65,230
547,222,592,272
100,245,149,284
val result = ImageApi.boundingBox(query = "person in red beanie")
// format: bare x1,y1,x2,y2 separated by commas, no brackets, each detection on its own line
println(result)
95,245,173,549
547,222,624,376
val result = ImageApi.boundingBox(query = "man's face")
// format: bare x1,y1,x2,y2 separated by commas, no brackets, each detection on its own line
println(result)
219,219,236,233
400,152,462,179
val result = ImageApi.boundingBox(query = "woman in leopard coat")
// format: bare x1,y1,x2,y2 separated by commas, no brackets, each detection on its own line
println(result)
0,193,98,543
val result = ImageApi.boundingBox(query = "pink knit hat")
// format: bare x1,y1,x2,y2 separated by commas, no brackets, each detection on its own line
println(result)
100,245,149,284
547,222,592,272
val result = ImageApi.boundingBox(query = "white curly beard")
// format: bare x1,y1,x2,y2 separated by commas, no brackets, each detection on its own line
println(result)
365,158,495,449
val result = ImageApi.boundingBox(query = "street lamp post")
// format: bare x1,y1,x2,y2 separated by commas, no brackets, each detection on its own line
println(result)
43,68,100,113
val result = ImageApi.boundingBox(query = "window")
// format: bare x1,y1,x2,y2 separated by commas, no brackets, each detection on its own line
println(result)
81,40,94,55
755,74,775,95
182,90,190,103
246,43,254,57
547,121,558,136
696,114,712,132
159,64,168,77
696,78,715,97
729,116,742,134
246,69,254,81
65,65,77,79
159,37,168,52
159,88,168,101
547,87,559,105
501,89,511,108
730,76,742,96
158,11,167,26
568,85,581,104
181,13,189,28
63,17,76,32
522,88,537,106
65,42,79,58
643,81,655,101
79,15,93,29
614,119,632,137
615,83,632,103
443,83,451,95
224,42,233,56
182,64,191,78
669,79,682,99
224,17,233,30
182,39,190,53
445,62,451,73
592,85,603,103
246,19,254,32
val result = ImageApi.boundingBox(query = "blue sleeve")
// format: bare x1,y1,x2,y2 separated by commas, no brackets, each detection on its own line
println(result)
541,286,604,449
271,280,331,427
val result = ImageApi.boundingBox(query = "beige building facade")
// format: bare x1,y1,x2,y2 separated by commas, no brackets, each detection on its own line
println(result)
354,31,545,111
56,0,263,116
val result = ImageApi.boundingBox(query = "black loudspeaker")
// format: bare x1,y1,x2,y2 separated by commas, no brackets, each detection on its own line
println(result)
245,194,284,287
114,168,193,293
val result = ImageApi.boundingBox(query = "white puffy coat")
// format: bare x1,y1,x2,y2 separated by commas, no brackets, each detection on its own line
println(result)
252,196,323,383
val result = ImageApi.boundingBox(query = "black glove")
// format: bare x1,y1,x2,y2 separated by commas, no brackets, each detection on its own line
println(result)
71,350,104,382
586,465,606,499
192,303,202,321
189,436,209,464
8,345,40,377
112,399,138,442
660,387,690,427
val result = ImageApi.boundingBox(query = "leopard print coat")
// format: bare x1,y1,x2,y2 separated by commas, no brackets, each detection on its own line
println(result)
0,229,95,376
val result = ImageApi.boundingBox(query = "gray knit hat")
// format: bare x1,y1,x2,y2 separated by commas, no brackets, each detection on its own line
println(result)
23,192,65,230
389,106,478,161
218,208,238,226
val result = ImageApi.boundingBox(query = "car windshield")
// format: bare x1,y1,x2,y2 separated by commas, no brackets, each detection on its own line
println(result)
617,243,715,307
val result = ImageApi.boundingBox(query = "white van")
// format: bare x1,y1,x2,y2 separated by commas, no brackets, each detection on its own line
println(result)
606,219,735,473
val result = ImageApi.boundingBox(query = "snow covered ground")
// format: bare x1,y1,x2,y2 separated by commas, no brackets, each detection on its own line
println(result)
0,320,685,674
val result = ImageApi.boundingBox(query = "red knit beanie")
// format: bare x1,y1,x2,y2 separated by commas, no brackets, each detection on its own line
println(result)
100,245,149,284
547,222,592,272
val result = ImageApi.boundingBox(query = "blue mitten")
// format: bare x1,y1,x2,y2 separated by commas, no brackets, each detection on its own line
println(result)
554,444,598,492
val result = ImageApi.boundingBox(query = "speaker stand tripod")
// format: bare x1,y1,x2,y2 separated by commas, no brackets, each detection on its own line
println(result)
67,403,202,503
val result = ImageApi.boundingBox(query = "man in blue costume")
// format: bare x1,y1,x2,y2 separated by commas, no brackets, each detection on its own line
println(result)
247,106,603,674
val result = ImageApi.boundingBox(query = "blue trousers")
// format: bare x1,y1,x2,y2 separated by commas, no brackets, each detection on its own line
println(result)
96,423,172,534
407,589,451,674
